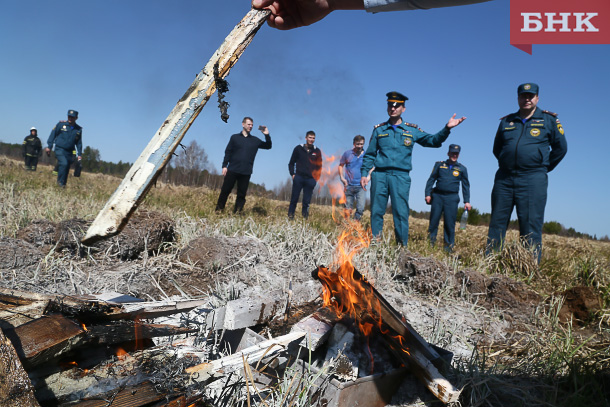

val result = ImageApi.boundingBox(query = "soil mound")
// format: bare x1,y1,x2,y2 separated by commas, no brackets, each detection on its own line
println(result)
558,286,602,325
16,210,175,260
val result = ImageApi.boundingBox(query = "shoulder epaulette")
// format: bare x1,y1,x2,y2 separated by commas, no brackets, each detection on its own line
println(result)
499,115,509,120
403,122,419,129
373,122,386,129
60,120,67,122
542,110,558,117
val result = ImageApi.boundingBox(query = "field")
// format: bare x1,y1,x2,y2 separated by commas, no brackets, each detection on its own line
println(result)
1,155,609,406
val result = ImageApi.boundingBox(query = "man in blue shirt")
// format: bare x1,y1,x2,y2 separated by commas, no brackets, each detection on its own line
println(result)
339,135,366,221
46,110,82,188
487,83,568,263
360,92,466,246
425,144,471,252
215,117,272,213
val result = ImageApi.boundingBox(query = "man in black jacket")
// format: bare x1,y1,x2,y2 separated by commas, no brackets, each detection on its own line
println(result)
23,127,42,171
287,131,322,219
215,117,272,213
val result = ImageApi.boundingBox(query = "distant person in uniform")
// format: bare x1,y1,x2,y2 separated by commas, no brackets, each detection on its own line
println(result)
252,0,491,30
215,117,272,213
487,83,568,263
425,144,471,252
360,91,466,246
46,109,82,188
22,127,42,171
339,135,366,221
288,131,322,219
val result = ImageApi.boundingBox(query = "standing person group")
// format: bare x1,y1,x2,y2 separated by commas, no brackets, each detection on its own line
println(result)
22,127,42,171
46,109,83,188
215,117,272,213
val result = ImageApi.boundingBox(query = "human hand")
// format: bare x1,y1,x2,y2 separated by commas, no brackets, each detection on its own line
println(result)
77,156,82,161
252,0,362,30
222,167,228,176
341,178,348,187
464,202,472,211
425,196,431,204
45,148,51,157
259,125,269,135
446,113,466,128
360,176,369,191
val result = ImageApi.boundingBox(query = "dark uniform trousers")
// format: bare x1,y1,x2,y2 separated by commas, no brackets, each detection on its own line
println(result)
55,147,75,187
25,155,39,171
487,169,548,258
215,170,251,213
428,191,460,250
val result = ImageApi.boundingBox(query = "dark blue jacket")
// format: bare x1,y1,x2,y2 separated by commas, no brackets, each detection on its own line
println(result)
493,107,567,173
47,121,83,155
222,132,272,175
425,159,470,203
288,144,322,181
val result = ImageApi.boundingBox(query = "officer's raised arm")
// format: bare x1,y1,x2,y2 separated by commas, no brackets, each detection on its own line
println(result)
446,113,466,129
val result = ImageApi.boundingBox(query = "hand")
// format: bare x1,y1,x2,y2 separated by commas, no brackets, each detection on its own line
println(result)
45,147,51,157
341,178,348,187
446,113,466,129
77,156,82,161
425,196,431,204
252,0,362,30
464,202,472,211
259,125,269,135
222,167,228,176
360,176,369,191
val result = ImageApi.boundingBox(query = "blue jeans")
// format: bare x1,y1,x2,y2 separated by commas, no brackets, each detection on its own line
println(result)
345,185,365,220
288,175,317,218
55,147,74,186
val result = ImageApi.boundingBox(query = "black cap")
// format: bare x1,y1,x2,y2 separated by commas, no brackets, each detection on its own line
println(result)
517,83,539,95
386,91,408,107
448,144,461,153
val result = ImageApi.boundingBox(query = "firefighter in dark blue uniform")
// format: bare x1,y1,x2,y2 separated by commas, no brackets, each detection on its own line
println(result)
486,83,567,262
22,127,42,171
425,144,471,251
360,91,466,246
46,109,83,188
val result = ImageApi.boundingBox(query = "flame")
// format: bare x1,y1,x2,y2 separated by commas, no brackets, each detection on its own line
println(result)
116,347,128,359
315,153,346,212
316,219,413,372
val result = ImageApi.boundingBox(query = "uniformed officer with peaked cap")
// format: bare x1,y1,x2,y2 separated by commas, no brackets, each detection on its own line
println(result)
486,83,568,262
360,91,466,246
425,144,471,251
46,109,83,188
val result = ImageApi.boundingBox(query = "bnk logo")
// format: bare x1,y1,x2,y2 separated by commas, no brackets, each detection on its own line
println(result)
510,0,610,54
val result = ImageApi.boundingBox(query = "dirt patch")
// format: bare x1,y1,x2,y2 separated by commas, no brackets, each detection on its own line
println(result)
16,210,175,260
0,238,44,270
178,235,269,271
397,250,542,324
558,286,602,325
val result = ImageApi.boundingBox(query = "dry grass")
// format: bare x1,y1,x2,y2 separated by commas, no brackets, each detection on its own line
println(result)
1,155,610,407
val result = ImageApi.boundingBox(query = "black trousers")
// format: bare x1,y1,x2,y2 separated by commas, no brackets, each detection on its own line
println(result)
216,170,251,212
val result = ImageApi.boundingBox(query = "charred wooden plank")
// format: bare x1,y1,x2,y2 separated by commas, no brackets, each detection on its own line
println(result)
0,328,40,407
81,8,270,245
290,307,339,351
61,381,165,407
9,314,87,368
0,300,49,329
86,322,197,345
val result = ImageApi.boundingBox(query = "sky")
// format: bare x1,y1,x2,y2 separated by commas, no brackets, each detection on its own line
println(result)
1,0,609,237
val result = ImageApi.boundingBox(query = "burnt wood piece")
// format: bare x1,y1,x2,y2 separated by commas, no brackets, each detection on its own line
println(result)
61,381,164,407
0,300,49,329
313,265,461,404
290,306,340,351
10,314,87,368
0,328,40,407
86,322,198,344
312,266,442,365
